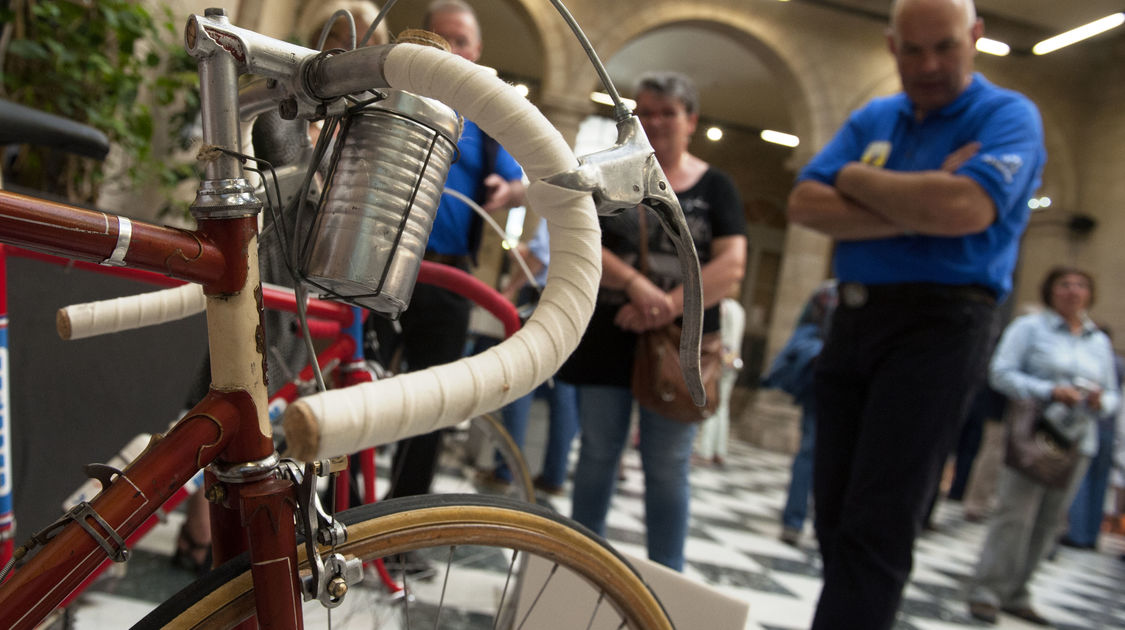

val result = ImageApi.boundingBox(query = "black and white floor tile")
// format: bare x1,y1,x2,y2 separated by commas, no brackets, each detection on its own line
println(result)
46,421,1125,629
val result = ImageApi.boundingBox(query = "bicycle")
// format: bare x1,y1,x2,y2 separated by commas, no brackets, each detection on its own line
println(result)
3,75,536,630
36,247,536,611
0,4,705,628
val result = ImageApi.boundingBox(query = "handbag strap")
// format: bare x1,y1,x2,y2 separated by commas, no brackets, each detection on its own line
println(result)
636,206,649,275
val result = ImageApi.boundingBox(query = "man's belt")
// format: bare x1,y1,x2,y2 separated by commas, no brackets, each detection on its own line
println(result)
838,282,996,308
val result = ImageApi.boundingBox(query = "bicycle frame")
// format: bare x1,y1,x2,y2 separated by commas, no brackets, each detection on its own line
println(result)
0,186,299,628
0,238,520,617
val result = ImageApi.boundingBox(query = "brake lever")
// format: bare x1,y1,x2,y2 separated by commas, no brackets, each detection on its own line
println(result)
545,116,706,405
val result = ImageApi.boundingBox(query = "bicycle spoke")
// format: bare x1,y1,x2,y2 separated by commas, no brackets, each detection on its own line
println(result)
492,549,519,630
585,591,606,630
434,545,455,629
401,555,412,628
516,562,560,629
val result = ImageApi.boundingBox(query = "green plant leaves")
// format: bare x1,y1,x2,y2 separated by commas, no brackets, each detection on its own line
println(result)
2,0,199,206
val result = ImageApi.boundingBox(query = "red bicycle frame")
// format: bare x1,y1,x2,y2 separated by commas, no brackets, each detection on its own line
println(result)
0,232,519,621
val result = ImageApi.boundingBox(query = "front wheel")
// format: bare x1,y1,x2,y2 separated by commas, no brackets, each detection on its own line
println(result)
134,494,674,629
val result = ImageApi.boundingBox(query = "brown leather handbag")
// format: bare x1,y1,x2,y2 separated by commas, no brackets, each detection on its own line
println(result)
1003,397,1082,489
632,324,722,423
627,207,721,423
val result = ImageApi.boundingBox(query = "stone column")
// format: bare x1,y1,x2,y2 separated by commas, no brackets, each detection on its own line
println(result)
537,93,596,149
733,224,831,454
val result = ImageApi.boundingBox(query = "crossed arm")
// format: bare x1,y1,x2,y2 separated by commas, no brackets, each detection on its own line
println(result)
787,142,994,239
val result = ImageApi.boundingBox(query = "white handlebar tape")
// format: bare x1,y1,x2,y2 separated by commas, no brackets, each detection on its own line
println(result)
282,44,600,461
57,283,206,340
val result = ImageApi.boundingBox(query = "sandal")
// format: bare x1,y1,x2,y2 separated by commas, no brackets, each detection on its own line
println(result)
171,525,212,576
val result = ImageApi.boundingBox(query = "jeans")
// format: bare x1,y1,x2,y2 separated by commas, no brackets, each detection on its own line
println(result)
1065,420,1116,546
782,404,816,531
494,380,579,487
571,384,697,571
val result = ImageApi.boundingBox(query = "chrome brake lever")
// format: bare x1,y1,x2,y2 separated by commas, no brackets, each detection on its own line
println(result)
545,116,706,405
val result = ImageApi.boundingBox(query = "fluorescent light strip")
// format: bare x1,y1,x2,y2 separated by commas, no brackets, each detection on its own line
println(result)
975,37,1010,56
1033,12,1125,55
761,129,799,147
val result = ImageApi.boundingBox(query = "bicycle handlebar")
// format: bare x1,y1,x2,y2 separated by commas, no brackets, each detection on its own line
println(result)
57,283,205,340
55,260,520,340
282,44,598,461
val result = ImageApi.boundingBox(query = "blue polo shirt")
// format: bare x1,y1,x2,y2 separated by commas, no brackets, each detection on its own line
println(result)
797,74,1046,300
427,119,523,256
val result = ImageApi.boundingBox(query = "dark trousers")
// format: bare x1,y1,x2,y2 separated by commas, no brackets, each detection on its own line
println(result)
810,289,994,630
384,280,471,499
949,386,1004,500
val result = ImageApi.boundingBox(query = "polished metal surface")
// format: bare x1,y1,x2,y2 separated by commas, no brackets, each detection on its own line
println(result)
301,90,461,317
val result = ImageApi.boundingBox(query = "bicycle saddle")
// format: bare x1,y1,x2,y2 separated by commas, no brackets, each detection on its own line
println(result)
0,99,110,160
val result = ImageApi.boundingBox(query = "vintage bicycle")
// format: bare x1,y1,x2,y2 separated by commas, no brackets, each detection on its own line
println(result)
0,3,706,628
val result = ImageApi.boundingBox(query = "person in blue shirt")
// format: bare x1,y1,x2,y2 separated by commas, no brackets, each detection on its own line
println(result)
761,280,837,547
786,0,1046,628
1061,329,1123,552
383,0,526,502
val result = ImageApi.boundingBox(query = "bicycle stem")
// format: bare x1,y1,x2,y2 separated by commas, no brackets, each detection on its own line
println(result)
186,10,309,627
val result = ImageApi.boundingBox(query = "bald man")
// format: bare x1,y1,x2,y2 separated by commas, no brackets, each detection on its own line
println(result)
786,0,1046,627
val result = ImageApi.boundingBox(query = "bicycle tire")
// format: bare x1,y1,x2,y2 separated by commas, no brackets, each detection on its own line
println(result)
133,494,674,630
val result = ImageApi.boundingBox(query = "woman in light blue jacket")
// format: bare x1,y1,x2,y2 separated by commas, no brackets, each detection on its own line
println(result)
968,266,1119,626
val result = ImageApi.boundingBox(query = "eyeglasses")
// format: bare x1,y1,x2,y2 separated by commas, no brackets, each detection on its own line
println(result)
1055,280,1091,290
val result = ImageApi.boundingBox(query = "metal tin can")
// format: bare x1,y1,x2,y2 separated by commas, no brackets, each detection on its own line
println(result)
301,89,461,317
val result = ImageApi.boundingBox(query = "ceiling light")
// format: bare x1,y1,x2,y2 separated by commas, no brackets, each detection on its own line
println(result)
975,37,1010,56
590,91,636,110
513,83,530,98
760,129,799,147
706,126,723,142
1033,12,1125,55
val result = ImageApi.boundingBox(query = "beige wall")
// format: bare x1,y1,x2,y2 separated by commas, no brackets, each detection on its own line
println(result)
158,1,1125,358
525,1,1125,357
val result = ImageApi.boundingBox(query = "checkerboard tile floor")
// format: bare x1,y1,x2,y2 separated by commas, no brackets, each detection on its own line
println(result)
48,427,1125,629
